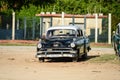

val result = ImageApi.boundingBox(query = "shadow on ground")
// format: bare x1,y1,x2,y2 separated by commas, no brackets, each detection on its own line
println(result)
40,55,100,62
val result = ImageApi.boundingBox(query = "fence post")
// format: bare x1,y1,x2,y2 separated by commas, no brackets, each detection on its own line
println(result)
61,12,64,25
72,16,75,25
39,17,41,37
50,17,52,27
84,15,86,35
108,13,111,44
17,19,19,30
95,13,98,43
12,11,15,40
32,17,35,39
24,17,27,39
40,17,43,37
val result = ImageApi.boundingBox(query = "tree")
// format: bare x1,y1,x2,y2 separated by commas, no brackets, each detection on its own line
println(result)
0,0,120,31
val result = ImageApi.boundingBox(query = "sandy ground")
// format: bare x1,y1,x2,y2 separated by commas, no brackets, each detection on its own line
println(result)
0,46,120,80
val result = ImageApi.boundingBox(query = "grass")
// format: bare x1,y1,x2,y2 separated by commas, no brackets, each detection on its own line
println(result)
88,54,120,64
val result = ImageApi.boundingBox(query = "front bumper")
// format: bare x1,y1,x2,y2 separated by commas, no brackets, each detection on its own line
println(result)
36,50,77,58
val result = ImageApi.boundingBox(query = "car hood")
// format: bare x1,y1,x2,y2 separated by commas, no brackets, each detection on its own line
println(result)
41,37,74,48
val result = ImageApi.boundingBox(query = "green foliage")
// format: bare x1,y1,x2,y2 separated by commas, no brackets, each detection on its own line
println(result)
0,0,120,31
1,0,120,16
89,54,120,64
18,4,38,17
0,9,13,15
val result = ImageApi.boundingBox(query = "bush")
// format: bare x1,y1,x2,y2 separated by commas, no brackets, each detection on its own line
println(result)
18,4,38,17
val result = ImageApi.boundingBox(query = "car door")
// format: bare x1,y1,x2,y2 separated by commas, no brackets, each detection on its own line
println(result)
76,30,84,54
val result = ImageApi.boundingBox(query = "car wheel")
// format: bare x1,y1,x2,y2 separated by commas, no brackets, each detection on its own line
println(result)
81,52,87,59
113,42,119,56
72,50,79,62
81,46,88,59
116,51,120,57
118,52,120,57
72,57,79,62
38,58,45,62
113,42,117,51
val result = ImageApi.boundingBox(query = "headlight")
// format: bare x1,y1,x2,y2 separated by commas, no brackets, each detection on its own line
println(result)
70,42,75,48
37,43,42,48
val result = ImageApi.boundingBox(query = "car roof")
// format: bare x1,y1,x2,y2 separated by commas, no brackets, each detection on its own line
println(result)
47,25,82,31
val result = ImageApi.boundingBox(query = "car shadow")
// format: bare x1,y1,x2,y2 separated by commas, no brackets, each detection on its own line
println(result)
79,55,100,62
44,55,100,62
47,58,73,62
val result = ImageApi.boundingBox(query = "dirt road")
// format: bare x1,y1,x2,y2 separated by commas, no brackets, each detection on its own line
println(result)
0,46,120,80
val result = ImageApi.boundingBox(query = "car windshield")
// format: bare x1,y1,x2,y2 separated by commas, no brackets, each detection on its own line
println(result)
47,29,76,38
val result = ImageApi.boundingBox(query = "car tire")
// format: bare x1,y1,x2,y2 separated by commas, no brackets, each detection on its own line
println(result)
72,50,79,62
38,58,45,62
81,45,88,59
72,57,78,62
81,52,87,59
113,42,117,51
113,42,119,56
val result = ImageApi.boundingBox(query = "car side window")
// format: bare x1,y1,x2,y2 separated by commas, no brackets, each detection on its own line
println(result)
77,30,83,37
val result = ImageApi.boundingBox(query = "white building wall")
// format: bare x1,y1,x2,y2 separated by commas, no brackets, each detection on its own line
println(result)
43,17,103,36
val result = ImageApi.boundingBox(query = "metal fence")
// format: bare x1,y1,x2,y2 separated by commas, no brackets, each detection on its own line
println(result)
0,15,40,40
18,17,40,40
89,18,108,43
0,14,109,43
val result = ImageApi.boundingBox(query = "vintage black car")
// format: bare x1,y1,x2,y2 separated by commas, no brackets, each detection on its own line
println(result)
36,25,91,62
113,23,120,57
